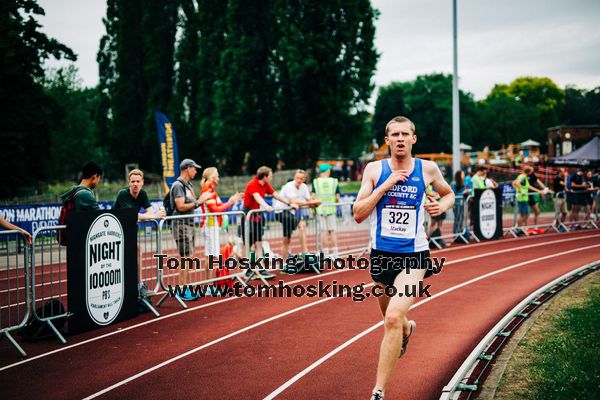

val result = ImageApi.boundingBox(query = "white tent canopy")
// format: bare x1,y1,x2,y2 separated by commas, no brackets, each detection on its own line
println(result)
520,139,541,147
459,142,472,150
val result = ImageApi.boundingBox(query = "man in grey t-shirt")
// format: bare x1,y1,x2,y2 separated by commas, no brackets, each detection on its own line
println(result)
170,159,212,301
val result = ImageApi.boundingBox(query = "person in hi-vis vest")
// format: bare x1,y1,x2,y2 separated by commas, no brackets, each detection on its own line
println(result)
312,163,341,258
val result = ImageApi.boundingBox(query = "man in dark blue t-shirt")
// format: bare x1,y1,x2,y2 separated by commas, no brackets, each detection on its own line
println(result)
112,169,165,297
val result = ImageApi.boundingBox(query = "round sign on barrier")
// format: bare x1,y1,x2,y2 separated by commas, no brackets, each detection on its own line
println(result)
85,213,125,326
479,189,497,240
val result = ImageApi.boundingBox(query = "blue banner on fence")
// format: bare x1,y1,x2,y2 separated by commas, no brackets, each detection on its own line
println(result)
501,183,516,203
155,111,180,195
2,193,359,235
0,202,112,234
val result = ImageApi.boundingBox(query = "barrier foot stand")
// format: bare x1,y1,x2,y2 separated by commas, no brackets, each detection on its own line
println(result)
471,231,481,242
235,275,247,287
257,269,270,285
430,238,442,250
156,293,169,307
45,320,67,344
1,331,27,357
140,298,160,317
173,294,188,309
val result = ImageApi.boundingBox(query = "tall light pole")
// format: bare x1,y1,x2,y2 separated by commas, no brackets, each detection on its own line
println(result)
452,0,460,173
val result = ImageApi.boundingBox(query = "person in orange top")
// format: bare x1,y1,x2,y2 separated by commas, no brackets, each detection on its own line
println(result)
200,168,242,283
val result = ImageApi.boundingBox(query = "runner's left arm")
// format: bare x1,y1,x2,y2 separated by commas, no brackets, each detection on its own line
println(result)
425,162,455,216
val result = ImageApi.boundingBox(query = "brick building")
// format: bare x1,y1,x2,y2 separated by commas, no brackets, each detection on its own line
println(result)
547,125,600,157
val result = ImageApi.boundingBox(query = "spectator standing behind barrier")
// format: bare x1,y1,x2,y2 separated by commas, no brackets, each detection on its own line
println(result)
484,170,498,189
527,166,550,226
451,170,470,243
567,169,587,223
0,215,32,244
60,161,102,213
272,169,321,258
583,170,594,221
471,166,487,190
552,168,568,227
512,165,542,228
592,170,600,220
170,159,212,301
199,167,242,285
312,163,341,258
112,169,166,297
464,168,473,191
241,166,294,280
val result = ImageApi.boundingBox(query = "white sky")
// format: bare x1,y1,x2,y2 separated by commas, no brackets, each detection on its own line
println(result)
38,0,600,101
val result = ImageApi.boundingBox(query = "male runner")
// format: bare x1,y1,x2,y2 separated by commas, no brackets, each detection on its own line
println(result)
353,116,455,400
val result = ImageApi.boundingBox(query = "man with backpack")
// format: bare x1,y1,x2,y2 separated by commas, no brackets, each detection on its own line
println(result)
168,159,212,301
57,162,103,246
60,161,103,213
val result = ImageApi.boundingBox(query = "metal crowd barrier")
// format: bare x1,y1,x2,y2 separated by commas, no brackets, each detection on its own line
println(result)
244,206,320,279
314,201,371,258
156,210,247,309
137,219,161,316
0,230,31,356
427,195,476,249
507,189,598,237
31,225,70,344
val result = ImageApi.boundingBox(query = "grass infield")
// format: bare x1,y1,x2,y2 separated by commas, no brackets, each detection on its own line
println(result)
495,271,600,400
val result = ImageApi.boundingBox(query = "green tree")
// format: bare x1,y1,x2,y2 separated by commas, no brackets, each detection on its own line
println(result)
371,82,407,137
477,88,540,148
213,0,279,174
491,77,565,146
561,86,600,125
274,0,379,164
0,0,75,197
171,0,227,166
372,74,478,153
97,0,177,176
43,66,105,181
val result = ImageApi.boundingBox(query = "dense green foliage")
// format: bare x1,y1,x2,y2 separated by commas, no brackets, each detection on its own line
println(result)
0,0,75,197
2,0,600,199
97,0,379,176
372,74,599,152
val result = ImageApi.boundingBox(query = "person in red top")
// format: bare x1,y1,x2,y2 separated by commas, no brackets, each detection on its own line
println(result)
242,166,296,279
199,167,242,287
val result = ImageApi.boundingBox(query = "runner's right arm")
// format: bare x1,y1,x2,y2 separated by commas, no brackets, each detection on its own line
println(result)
353,162,409,224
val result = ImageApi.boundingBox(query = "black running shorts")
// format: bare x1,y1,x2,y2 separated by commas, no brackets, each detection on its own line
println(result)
369,248,435,287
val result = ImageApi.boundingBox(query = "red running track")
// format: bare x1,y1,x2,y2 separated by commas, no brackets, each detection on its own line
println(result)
0,230,598,399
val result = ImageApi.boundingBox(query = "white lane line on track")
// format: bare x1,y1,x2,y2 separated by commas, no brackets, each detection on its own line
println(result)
0,233,596,372
84,244,600,400
262,245,600,399
2,231,594,310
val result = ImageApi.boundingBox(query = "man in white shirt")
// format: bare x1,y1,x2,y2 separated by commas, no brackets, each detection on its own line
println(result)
273,170,321,257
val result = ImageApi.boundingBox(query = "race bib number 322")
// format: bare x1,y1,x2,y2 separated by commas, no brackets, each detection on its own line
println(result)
381,207,417,239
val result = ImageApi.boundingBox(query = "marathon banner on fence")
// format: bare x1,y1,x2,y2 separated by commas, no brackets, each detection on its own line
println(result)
1,194,359,235
473,188,503,240
501,182,516,203
67,208,138,334
0,202,112,234
155,111,180,195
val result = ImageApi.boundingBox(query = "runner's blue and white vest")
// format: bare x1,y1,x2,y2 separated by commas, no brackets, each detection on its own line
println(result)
370,158,429,253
